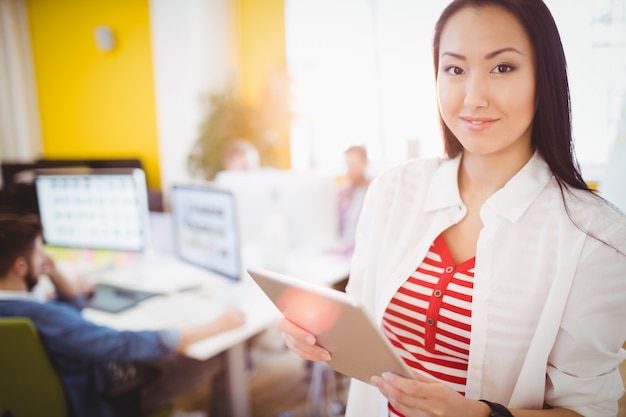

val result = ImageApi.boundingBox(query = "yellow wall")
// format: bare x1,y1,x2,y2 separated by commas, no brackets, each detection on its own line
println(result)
26,0,161,189
235,0,286,103
235,0,290,168
26,0,289,185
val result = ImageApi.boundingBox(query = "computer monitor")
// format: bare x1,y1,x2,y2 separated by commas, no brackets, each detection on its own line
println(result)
1,158,147,214
214,169,339,250
170,184,241,281
2,158,144,189
34,168,150,251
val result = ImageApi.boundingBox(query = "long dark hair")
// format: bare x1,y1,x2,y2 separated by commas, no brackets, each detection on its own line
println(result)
432,0,590,193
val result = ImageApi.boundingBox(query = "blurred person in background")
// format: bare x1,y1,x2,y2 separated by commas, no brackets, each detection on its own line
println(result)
0,213,245,417
337,145,371,256
221,138,260,172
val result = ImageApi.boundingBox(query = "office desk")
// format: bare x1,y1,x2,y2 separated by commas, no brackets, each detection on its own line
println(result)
78,253,350,417
79,258,274,417
52,212,351,417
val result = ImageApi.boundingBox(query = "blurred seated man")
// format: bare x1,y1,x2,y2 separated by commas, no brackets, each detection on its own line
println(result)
337,145,371,256
0,214,245,417
221,138,260,172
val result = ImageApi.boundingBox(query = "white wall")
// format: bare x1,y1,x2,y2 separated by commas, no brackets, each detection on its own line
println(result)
149,0,238,207
286,0,626,180
545,0,626,179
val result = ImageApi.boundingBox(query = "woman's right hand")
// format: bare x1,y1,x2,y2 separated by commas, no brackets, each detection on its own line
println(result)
278,317,331,362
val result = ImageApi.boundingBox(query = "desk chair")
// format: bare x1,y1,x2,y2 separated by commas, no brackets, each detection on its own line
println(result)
0,317,67,417
0,318,173,417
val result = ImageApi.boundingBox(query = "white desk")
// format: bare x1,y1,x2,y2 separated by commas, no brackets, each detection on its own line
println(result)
51,210,351,417
76,250,350,416
83,265,278,417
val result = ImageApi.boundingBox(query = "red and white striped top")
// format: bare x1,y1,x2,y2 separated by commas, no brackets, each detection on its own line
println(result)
382,233,475,417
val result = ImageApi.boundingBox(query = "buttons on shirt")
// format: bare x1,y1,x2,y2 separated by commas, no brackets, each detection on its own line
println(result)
426,318,435,326
433,289,443,298
445,266,454,274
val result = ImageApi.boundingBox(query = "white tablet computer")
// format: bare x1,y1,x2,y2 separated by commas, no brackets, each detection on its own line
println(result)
247,267,415,384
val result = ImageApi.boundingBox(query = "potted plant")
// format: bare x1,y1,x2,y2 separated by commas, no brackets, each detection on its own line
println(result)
188,74,291,180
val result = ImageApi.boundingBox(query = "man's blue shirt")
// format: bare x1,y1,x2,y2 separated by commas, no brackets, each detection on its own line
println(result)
0,292,178,417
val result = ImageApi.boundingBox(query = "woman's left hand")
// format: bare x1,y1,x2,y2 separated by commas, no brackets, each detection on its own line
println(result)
371,371,489,417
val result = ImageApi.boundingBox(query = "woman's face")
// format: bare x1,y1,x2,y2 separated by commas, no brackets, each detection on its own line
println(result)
436,5,536,159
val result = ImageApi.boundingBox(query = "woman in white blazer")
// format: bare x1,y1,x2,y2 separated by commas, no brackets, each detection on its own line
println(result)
279,1,626,416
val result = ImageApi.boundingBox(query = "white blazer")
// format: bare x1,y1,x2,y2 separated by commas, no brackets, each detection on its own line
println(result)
344,153,626,417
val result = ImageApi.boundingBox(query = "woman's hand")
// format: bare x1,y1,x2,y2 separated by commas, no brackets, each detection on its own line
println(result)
278,317,331,361
371,371,489,417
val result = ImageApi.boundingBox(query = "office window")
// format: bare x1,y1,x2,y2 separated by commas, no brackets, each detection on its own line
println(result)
285,0,626,178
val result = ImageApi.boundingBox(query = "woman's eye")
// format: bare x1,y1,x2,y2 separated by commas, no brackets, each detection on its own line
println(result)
492,64,513,74
444,66,464,75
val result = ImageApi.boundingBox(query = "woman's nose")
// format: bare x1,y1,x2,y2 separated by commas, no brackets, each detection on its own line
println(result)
463,74,489,109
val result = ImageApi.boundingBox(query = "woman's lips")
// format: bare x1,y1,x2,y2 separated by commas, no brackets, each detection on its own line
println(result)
461,117,498,132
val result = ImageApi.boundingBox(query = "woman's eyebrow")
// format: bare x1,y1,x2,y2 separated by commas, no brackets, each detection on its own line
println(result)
485,47,523,59
441,47,524,60
441,51,466,60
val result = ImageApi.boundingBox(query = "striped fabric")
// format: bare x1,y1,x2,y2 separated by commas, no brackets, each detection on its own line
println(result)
382,234,475,417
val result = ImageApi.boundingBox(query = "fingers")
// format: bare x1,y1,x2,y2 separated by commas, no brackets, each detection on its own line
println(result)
412,371,436,383
278,317,331,362
277,317,315,343
371,372,404,396
370,372,426,416
371,370,433,393
371,372,466,417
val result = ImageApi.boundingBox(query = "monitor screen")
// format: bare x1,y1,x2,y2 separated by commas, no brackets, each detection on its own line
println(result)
170,184,241,281
214,169,339,249
35,169,149,251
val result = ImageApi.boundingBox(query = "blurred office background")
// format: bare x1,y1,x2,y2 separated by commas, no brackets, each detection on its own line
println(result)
0,1,625,416
1,0,625,206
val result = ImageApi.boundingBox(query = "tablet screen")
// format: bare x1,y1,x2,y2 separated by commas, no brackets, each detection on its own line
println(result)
248,268,415,383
